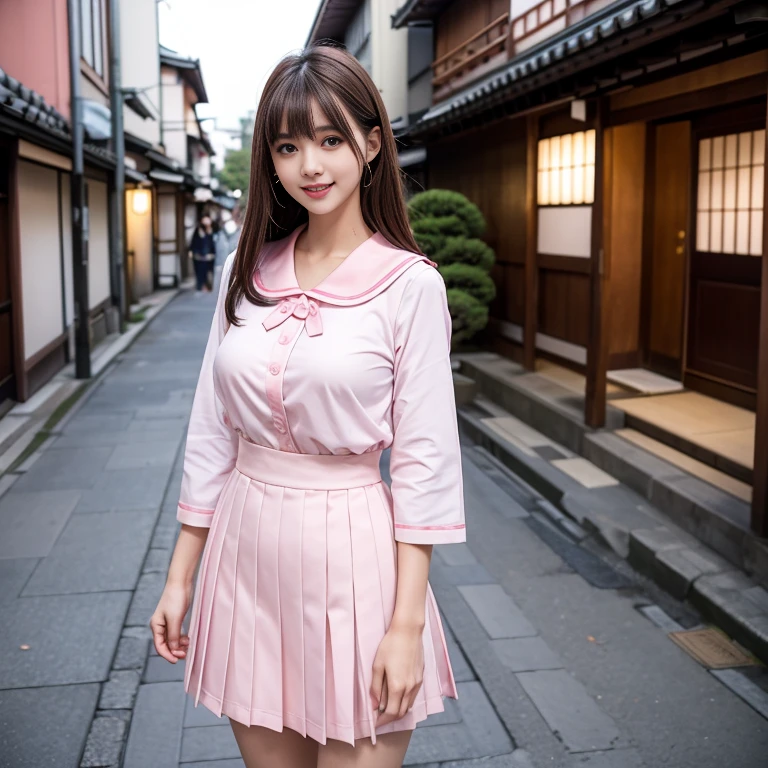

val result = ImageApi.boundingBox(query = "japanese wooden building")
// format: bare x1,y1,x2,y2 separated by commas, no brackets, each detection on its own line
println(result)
392,0,768,535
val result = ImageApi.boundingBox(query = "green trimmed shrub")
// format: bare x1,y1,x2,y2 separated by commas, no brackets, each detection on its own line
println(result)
439,263,496,305
446,289,488,346
408,189,496,346
437,237,495,271
408,190,485,238
412,232,444,259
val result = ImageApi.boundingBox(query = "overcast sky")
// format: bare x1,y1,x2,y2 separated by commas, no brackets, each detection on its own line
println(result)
158,0,321,132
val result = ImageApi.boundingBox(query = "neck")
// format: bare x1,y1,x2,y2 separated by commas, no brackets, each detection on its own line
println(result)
300,197,373,260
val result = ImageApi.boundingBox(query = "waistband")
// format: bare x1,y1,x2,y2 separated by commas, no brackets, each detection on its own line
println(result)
235,437,383,490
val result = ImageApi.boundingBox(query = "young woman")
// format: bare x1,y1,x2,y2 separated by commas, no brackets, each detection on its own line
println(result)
150,43,466,768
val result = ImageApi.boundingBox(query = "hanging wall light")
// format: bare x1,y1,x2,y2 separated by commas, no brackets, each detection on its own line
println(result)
132,188,151,215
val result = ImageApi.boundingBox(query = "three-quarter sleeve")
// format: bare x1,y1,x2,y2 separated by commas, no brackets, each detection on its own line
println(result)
176,253,238,527
389,266,466,545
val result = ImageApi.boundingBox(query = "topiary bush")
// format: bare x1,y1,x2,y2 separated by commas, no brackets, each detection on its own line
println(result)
408,189,495,346
446,289,488,346
440,263,496,305
409,190,485,239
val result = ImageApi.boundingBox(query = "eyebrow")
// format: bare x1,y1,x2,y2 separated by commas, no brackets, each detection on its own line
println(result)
275,124,338,139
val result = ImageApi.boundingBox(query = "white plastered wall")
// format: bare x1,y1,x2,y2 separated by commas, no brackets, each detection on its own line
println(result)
371,0,409,125
18,161,64,360
87,179,111,309
120,0,161,146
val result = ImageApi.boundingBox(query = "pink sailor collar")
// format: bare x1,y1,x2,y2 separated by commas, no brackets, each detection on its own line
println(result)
253,222,437,308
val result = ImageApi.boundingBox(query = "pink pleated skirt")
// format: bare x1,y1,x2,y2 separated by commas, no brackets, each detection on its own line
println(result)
183,437,459,746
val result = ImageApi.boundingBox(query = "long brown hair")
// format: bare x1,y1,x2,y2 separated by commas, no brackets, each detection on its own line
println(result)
225,42,422,327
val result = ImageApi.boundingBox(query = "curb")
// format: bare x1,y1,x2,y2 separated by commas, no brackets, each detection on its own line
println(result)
0,285,186,492
457,404,768,664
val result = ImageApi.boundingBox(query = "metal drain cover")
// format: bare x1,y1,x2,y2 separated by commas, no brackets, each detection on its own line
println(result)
669,628,754,669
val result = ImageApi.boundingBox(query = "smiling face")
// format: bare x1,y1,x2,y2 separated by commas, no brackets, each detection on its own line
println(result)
269,98,381,217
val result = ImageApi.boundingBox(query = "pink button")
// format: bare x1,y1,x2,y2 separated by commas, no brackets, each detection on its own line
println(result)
279,334,290,345
269,364,280,375
274,420,286,434
280,305,288,313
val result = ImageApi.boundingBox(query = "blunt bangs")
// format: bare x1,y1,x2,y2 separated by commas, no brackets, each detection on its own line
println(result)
263,70,362,164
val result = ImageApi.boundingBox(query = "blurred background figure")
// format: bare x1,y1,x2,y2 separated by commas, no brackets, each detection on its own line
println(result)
188,214,217,293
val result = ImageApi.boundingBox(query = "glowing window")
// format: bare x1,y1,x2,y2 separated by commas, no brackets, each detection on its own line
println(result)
537,130,596,206
696,130,764,256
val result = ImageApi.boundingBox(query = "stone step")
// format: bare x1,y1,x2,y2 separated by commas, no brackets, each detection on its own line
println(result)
457,399,768,664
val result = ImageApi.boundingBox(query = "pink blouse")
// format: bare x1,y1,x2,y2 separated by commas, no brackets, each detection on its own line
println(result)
176,222,466,545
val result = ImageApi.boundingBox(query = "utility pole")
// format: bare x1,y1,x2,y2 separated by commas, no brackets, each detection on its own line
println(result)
108,0,127,330
67,0,91,378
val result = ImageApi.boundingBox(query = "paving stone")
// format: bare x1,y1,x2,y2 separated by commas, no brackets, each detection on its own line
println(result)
123,682,185,768
404,722,483,764
143,547,174,574
419,696,462,727
455,680,514,754
143,654,186,683
565,747,645,767
629,527,688,575
431,561,496,586
0,558,38,603
491,637,563,672
181,723,241,762
0,683,100,768
183,761,245,768
435,543,478,566
405,681,512,764
0,490,80,559
105,441,180,471
710,668,768,720
65,412,134,434
127,571,166,627
81,713,129,767
185,695,228,727
744,586,768,613
443,621,476,682
12,446,113,491
458,584,537,639
516,669,621,753
0,592,130,688
114,634,151,670
55,429,181,449
151,520,181,550
127,417,188,434
551,458,619,489
99,669,141,709
75,468,171,513
22,510,155,595
442,753,533,768
654,548,706,599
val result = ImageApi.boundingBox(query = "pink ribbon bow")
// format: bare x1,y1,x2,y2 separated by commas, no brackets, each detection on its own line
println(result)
262,296,323,337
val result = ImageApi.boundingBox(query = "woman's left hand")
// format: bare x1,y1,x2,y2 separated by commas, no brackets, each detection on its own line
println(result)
370,623,425,726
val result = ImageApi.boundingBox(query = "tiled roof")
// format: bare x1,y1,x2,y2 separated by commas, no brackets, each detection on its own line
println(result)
408,0,715,135
0,66,117,167
0,66,70,140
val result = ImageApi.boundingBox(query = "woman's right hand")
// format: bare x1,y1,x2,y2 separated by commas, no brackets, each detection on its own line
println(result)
150,582,193,664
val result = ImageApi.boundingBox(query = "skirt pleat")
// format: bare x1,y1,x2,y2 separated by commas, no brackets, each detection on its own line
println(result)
184,453,458,747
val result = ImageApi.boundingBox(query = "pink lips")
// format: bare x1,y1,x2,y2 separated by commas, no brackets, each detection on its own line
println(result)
301,183,334,199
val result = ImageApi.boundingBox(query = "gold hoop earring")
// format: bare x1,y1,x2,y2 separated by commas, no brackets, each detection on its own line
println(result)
270,174,286,208
363,162,372,188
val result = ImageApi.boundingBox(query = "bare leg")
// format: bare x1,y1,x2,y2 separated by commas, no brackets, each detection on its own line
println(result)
317,729,413,768
230,720,318,768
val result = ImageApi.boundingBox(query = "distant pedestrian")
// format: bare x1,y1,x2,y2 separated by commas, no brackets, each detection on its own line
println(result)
188,214,216,292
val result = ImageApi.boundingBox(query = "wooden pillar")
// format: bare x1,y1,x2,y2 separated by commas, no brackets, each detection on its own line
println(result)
585,98,610,428
752,94,768,538
523,115,539,370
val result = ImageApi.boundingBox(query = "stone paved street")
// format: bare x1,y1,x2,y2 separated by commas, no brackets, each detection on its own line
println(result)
1,286,767,768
